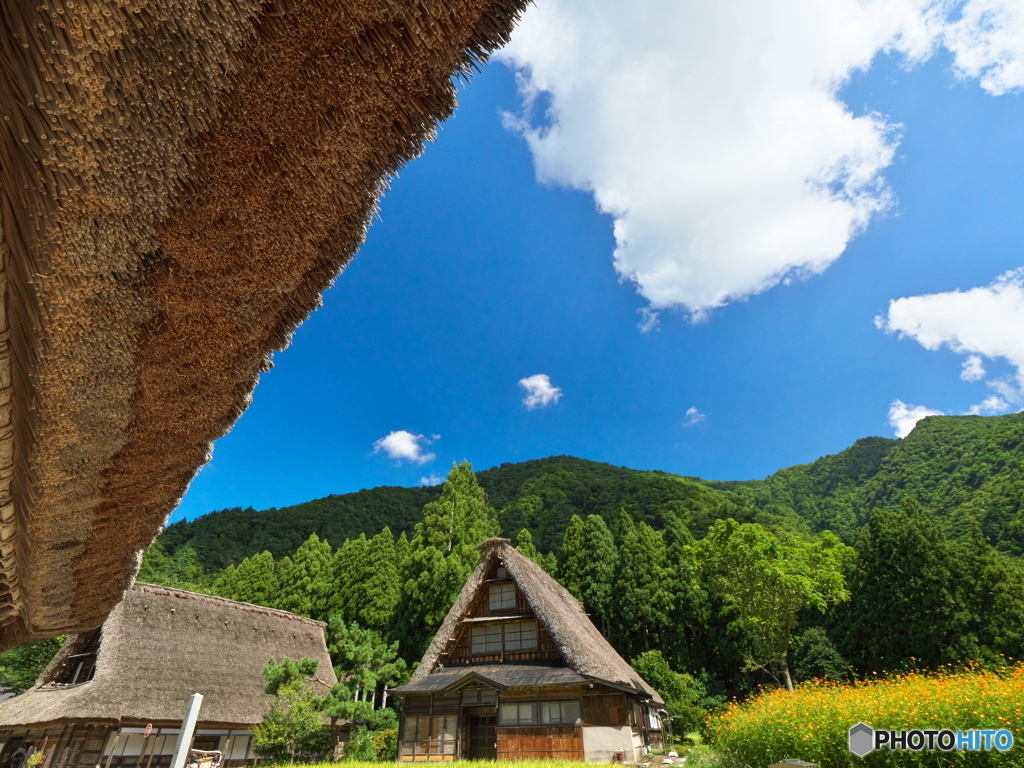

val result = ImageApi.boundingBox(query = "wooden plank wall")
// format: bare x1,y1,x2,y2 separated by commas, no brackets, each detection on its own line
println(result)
496,726,583,761
582,692,630,727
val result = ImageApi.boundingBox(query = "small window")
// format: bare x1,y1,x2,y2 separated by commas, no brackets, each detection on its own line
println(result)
499,702,536,726
45,630,101,686
495,566,508,579
489,583,516,611
471,624,503,654
504,621,538,651
541,700,581,725
462,690,497,705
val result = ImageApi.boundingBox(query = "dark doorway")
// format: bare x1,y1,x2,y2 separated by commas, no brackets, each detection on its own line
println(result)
465,712,496,760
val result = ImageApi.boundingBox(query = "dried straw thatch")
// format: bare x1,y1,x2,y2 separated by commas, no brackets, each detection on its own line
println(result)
0,583,336,727
405,538,663,704
0,0,529,649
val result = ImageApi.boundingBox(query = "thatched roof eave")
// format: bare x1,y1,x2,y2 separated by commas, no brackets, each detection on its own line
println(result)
0,0,529,648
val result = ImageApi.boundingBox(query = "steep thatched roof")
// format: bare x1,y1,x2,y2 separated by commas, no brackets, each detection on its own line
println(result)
401,539,663,704
0,583,337,727
0,0,529,649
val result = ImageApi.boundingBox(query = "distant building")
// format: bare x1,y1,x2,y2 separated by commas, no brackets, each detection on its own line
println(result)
390,538,665,762
0,584,336,768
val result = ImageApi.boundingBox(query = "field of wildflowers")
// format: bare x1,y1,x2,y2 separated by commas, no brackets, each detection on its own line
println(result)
710,662,1024,767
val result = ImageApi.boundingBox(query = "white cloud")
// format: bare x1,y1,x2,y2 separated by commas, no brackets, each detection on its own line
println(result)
945,0,1024,95
683,407,706,427
497,0,1024,320
966,394,1010,415
888,399,944,438
961,354,987,381
876,269,1024,408
519,373,563,410
419,474,445,486
372,430,437,465
498,0,947,319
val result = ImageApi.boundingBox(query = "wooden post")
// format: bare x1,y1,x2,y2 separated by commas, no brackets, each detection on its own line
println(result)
169,694,203,768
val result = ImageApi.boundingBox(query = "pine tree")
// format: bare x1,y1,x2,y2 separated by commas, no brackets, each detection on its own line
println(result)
395,461,500,656
580,514,617,636
558,514,586,599
277,534,333,620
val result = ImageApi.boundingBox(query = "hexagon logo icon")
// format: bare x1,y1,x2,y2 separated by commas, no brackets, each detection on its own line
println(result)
848,722,874,757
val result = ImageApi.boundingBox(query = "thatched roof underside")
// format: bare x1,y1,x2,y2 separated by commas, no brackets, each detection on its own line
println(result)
0,0,529,649
406,539,663,704
0,583,337,727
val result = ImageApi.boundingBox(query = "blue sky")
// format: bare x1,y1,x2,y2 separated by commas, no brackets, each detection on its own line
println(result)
172,0,1024,523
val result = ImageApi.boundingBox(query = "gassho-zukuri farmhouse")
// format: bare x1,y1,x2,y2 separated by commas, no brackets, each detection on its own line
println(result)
390,539,666,763
0,583,336,768
0,0,529,650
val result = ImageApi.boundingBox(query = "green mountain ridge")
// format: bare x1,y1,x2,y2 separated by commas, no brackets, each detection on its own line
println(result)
161,411,1024,569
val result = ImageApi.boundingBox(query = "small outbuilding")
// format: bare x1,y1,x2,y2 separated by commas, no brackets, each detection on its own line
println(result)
390,538,665,763
0,584,336,768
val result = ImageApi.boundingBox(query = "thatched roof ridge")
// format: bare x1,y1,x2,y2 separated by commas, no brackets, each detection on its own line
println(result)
409,538,663,704
0,0,530,649
0,583,337,727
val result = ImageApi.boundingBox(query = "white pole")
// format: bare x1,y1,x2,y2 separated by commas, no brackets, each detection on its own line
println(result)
169,694,204,768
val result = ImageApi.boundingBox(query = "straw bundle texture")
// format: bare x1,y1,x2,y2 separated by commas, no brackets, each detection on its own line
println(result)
0,0,529,649
409,539,664,704
0,583,336,727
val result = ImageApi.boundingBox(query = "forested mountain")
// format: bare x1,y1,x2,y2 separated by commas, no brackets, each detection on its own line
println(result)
715,412,1024,552
160,412,1024,569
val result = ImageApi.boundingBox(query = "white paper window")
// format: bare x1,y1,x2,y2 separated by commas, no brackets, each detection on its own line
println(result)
541,700,582,725
504,620,538,651
471,624,502,654
489,582,516,610
499,702,537,726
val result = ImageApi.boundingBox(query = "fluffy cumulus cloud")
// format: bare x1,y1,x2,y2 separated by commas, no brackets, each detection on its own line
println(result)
683,407,706,427
888,399,944,438
877,268,1024,416
498,0,1024,320
519,373,563,409
372,430,437,465
419,473,445,486
945,0,1024,95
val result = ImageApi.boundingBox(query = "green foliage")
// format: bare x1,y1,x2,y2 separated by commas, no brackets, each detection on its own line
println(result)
0,636,66,695
255,658,328,765
579,514,617,636
395,461,500,656
277,534,334,620
327,618,407,699
557,514,586,599
341,728,377,762
690,519,852,689
831,500,1024,673
715,413,1024,552
790,626,850,683
631,650,705,735
613,513,672,657
138,540,209,591
212,550,279,605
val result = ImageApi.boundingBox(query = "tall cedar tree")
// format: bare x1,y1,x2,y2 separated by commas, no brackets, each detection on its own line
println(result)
579,514,617,637
396,461,500,656
277,534,333,620
212,550,279,605
613,512,672,657
557,514,586,600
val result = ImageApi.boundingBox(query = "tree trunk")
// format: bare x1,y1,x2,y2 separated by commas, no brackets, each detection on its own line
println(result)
782,665,794,692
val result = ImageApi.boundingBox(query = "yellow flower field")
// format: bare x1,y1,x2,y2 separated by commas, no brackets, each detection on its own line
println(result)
710,662,1024,767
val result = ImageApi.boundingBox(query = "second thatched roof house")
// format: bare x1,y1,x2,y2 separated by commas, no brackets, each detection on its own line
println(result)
390,538,665,763
0,584,336,768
